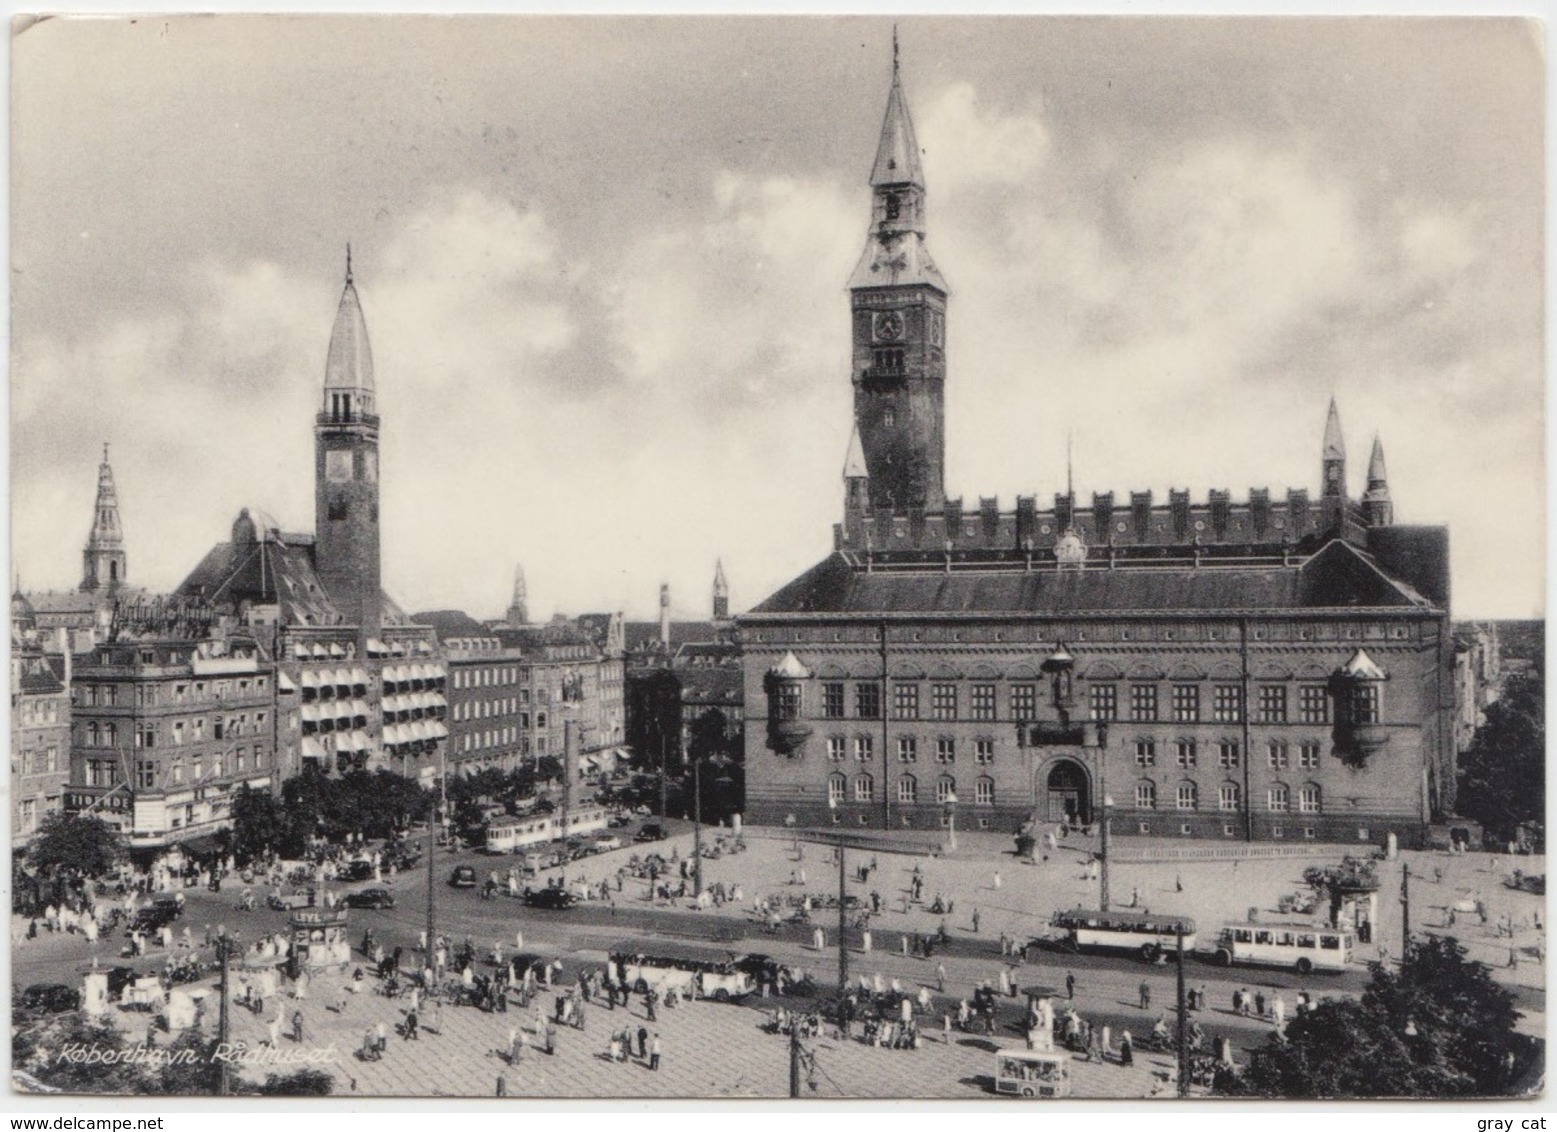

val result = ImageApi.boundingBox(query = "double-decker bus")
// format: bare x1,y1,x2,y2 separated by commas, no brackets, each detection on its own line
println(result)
608,941,757,1002
1208,924,1355,974
1048,909,1197,963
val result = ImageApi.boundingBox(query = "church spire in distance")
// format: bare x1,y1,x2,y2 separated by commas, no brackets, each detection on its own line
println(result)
80,442,127,592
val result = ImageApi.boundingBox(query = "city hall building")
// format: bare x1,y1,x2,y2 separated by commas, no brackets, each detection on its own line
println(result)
740,56,1455,848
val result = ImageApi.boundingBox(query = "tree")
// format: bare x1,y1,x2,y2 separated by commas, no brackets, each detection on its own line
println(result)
1458,665,1544,842
27,813,125,878
228,785,285,865
254,1068,333,1095
1219,935,1523,1097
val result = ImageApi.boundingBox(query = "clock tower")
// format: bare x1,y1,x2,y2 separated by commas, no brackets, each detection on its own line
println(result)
849,39,948,512
314,249,382,646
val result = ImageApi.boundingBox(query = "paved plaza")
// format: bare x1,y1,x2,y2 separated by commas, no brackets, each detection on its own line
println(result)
13,828,1546,1096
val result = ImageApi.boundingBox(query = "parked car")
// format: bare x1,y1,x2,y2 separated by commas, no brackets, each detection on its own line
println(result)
607,814,632,829
593,834,622,852
525,887,578,911
449,866,478,889
265,890,316,912
19,984,80,1014
129,905,181,933
342,887,396,910
634,823,666,844
340,860,375,883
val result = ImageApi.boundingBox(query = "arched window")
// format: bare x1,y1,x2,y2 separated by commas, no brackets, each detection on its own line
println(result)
1176,781,1198,810
936,775,957,804
853,774,874,803
1135,780,1156,809
897,775,918,804
828,774,846,806
1299,783,1321,814
975,776,995,806
1218,782,1241,811
1267,783,1290,812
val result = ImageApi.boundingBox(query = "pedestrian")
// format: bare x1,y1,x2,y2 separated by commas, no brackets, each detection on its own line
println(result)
646,988,658,1021
1119,1030,1134,1066
936,962,946,993
993,870,1002,891
496,1073,508,1097
650,1033,661,1071
544,1020,556,1055
1273,993,1286,1028
1232,988,1244,1015
942,1011,952,1044
292,1009,305,1043
1175,873,1183,893
405,1008,419,1040
1255,991,1265,1018
637,1025,649,1059
1139,981,1151,1010
1066,972,1076,1000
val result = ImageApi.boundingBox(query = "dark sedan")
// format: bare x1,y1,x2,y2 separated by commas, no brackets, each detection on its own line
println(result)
449,866,478,889
524,887,578,911
341,887,396,910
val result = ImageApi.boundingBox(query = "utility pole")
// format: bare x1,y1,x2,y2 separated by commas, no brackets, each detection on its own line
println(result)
217,930,232,1096
426,782,437,965
1401,862,1411,958
789,1024,802,1098
1100,795,1112,912
692,756,703,898
1176,926,1189,1097
837,838,848,996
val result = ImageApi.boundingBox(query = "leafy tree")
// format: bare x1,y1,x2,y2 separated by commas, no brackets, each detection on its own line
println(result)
12,1010,145,1094
1220,935,1522,1097
255,1068,333,1095
228,785,285,865
1457,666,1544,841
27,813,125,878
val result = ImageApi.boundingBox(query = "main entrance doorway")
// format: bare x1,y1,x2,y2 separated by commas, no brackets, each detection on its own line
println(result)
1044,759,1092,825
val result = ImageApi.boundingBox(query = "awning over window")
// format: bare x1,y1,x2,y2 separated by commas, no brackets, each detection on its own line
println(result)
301,736,325,760
278,672,297,693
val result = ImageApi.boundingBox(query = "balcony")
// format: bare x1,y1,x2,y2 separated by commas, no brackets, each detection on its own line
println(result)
767,718,812,756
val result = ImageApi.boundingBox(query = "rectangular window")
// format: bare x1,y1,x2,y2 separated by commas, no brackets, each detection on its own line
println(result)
1172,684,1199,723
975,778,994,806
894,683,920,720
828,776,846,806
1268,786,1290,812
173,722,185,746
821,683,846,719
935,777,956,804
931,683,957,721
854,776,874,803
775,687,801,721
1212,684,1243,723
1299,684,1329,724
827,737,846,762
1089,684,1118,722
974,738,994,765
970,684,996,721
896,736,917,762
45,746,58,774
1177,782,1197,810
1009,684,1037,721
897,777,917,804
1135,738,1156,766
1298,741,1321,769
1219,783,1240,811
1258,685,1288,723
1174,739,1197,768
1267,741,1289,770
1217,740,1240,769
136,723,157,749
853,736,873,762
935,738,955,763
1130,684,1158,722
1135,782,1156,809
1352,684,1380,725
855,684,882,721
1299,785,1321,814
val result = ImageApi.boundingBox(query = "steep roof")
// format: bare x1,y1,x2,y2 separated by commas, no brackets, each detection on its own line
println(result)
411,610,488,642
870,66,924,188
324,276,375,392
747,538,1440,618
624,620,727,652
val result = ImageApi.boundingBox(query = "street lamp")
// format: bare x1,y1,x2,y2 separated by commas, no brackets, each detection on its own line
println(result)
943,789,958,852
1100,792,1114,912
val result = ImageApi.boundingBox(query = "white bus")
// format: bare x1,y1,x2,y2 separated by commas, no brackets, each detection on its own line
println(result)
608,942,757,1002
1048,909,1197,963
1208,924,1355,974
483,806,610,855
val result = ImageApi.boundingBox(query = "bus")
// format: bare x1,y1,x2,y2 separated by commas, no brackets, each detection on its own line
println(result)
483,806,611,856
1048,909,1197,962
1208,924,1355,974
994,1049,1071,1098
608,941,757,1002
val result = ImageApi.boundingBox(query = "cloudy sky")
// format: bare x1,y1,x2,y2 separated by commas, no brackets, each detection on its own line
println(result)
11,15,1544,621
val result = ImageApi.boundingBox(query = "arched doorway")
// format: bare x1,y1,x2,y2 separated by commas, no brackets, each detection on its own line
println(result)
1043,759,1092,825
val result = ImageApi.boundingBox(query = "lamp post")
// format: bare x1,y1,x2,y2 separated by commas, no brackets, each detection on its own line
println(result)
943,790,958,852
692,755,704,898
829,797,848,996
1100,793,1114,913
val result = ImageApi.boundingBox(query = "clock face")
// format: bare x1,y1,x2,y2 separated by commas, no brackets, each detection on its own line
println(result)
874,311,904,342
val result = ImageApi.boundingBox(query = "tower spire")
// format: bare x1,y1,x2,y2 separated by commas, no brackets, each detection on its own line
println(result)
345,242,353,285
507,563,529,626
712,559,730,622
893,24,899,77
1362,433,1393,527
81,442,127,592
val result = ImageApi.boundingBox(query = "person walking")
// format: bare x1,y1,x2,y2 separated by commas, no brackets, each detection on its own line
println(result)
649,1033,662,1071
936,962,946,993
1138,981,1151,1010
993,870,1002,891
404,1007,419,1041
971,908,981,935
1066,972,1076,1000
637,1025,649,1059
292,1009,305,1044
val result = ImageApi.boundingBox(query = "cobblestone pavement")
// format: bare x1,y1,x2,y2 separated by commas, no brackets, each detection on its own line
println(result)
211,980,1179,1099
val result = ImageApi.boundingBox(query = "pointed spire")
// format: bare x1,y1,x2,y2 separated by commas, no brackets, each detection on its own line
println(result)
81,443,127,592
713,558,729,597
1066,430,1075,499
1367,434,1388,487
507,564,528,626
871,35,924,189
1323,398,1345,461
324,251,375,394
843,423,868,479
